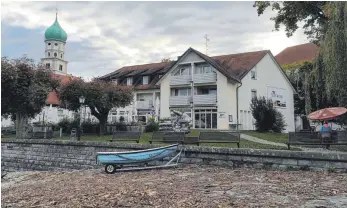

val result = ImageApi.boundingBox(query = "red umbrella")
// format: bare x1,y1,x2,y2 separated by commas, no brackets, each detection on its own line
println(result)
308,107,347,121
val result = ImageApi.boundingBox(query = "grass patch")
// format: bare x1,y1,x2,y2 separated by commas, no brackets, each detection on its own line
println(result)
243,131,288,143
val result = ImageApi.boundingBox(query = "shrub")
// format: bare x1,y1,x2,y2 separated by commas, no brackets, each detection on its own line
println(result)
57,117,79,134
145,117,159,132
250,96,286,133
272,111,286,133
82,121,99,134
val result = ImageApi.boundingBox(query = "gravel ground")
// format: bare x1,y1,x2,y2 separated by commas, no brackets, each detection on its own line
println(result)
2,166,347,208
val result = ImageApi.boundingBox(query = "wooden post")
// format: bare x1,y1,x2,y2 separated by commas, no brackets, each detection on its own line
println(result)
60,128,62,138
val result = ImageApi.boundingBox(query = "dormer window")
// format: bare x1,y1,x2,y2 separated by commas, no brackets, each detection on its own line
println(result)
251,68,257,80
127,77,133,86
48,43,51,46
112,79,118,85
142,76,149,85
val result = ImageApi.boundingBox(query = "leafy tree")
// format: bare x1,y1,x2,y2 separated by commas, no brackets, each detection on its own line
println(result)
1,56,59,139
161,58,171,62
253,1,329,43
250,96,286,133
321,2,347,108
59,79,133,135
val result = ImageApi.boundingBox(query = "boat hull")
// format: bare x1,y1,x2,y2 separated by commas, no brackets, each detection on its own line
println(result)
96,144,179,165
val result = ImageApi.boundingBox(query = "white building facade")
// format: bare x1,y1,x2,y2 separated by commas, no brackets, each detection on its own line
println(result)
101,48,296,132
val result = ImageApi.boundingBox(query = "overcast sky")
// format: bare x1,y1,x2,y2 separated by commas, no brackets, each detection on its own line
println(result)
1,1,308,80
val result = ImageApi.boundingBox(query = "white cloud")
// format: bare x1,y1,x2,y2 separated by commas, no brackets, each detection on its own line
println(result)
1,1,309,79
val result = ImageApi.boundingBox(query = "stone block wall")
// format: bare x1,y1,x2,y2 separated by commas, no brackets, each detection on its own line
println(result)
2,139,347,172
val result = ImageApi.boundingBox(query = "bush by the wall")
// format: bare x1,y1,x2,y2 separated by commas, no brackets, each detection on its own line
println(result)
250,96,286,133
145,117,159,132
57,118,79,134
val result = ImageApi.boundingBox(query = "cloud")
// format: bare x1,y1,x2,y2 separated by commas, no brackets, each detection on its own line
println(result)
1,1,309,79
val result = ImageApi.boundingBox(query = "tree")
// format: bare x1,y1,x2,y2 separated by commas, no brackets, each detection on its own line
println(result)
250,96,286,133
253,1,329,43
321,2,347,108
161,58,171,63
1,56,59,139
59,79,133,135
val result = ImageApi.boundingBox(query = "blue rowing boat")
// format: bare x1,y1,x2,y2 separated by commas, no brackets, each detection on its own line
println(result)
96,144,181,173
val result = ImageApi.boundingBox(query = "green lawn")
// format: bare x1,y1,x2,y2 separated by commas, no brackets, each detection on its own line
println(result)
53,130,293,151
243,131,288,143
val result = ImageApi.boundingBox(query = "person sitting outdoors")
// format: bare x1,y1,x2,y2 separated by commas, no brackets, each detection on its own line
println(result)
320,121,332,148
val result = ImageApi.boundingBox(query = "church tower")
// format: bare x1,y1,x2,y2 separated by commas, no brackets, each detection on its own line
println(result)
41,12,68,75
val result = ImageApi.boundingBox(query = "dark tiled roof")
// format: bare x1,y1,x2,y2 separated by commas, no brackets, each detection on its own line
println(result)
275,43,319,65
99,48,269,89
212,50,267,80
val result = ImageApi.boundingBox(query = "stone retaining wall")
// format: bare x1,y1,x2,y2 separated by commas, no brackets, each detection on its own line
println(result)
2,139,347,172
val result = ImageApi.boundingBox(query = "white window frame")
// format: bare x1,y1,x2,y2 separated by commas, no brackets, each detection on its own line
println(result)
251,89,257,99
171,88,191,96
127,77,133,86
173,67,191,76
251,68,257,80
112,79,118,85
57,109,64,117
142,76,149,85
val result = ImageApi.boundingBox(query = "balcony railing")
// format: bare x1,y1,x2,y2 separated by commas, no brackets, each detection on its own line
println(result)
169,96,192,106
193,73,217,84
194,94,217,105
170,75,192,86
136,100,153,109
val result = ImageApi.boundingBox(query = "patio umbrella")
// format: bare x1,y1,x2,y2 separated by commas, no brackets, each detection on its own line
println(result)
308,107,347,121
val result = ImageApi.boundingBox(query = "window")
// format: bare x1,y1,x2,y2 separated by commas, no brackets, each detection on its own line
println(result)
127,77,133,85
61,54,63,58
251,69,257,80
251,89,257,99
171,88,191,96
112,79,118,85
173,67,191,76
54,53,57,57
59,65,63,71
142,76,149,85
54,43,58,46
48,43,51,46
194,65,215,74
45,63,50,69
48,52,50,57
57,109,63,117
119,111,125,115
196,86,217,95
229,115,233,122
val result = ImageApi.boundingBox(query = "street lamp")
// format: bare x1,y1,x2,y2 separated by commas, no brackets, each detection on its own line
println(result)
78,96,85,140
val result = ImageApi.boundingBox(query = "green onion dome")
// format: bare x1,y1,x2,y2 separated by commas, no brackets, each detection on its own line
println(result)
44,14,67,42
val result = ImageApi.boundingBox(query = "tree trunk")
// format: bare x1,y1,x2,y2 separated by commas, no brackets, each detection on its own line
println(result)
15,113,29,139
99,117,107,136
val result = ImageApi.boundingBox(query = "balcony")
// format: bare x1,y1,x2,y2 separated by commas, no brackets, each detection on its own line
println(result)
170,75,191,86
194,94,217,105
193,73,217,84
136,100,153,109
169,96,192,106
